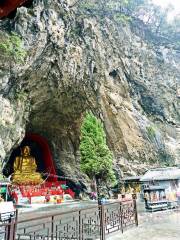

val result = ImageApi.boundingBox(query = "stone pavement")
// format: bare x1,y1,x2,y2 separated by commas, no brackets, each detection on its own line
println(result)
108,209,180,240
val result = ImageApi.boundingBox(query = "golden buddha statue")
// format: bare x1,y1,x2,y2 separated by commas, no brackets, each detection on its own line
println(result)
12,146,43,185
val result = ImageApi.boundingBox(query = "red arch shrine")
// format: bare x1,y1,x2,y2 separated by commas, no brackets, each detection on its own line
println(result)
8,133,75,203
25,133,57,182
0,0,28,18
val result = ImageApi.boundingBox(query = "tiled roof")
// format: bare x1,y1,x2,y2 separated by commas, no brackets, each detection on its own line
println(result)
140,167,180,181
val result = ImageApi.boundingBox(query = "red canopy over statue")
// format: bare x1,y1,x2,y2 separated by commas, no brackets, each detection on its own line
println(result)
25,133,57,182
0,0,28,18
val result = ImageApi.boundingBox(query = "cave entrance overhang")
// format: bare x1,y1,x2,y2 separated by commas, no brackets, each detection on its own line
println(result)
6,133,57,182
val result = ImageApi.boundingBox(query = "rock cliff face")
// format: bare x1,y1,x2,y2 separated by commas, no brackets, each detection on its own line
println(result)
0,0,179,180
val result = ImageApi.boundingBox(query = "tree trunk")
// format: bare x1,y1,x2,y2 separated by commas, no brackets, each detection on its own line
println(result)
95,177,101,205
91,177,97,192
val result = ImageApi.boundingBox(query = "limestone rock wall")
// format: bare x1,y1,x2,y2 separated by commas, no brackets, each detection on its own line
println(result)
0,0,179,179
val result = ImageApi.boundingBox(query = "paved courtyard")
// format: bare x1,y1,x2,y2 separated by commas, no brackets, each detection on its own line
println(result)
109,209,180,240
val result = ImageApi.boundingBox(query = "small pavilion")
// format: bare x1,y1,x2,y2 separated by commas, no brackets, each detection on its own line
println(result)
140,167,180,192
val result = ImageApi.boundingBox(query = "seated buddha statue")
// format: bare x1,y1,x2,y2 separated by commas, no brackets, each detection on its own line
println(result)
12,146,43,185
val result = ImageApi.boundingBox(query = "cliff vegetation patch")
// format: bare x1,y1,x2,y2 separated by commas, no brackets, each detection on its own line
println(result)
0,32,26,63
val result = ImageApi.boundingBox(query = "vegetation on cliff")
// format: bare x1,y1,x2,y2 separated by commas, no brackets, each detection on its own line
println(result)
0,32,26,63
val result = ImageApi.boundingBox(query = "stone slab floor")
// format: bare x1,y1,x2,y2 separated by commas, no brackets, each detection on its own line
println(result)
108,209,180,240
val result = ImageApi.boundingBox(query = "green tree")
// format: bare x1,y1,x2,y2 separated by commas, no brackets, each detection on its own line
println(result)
80,112,116,202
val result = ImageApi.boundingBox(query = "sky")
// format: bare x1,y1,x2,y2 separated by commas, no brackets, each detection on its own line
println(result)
152,0,180,20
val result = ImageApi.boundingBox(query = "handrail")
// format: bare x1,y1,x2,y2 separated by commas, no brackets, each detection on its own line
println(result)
17,204,99,223
17,200,133,224
0,200,138,240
